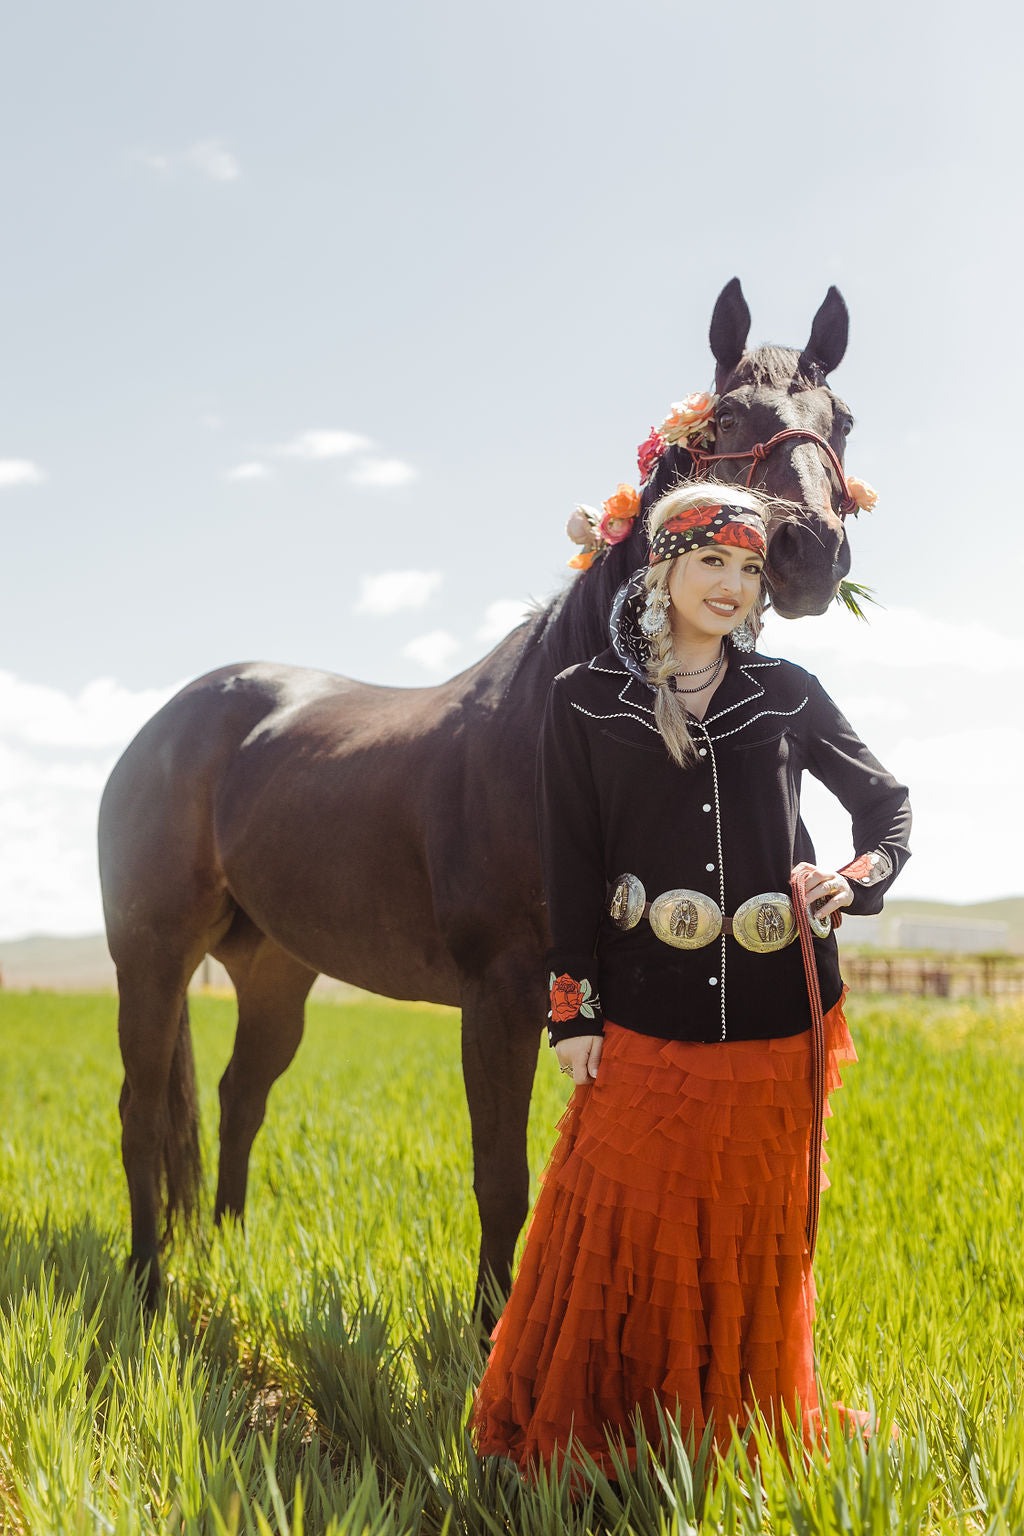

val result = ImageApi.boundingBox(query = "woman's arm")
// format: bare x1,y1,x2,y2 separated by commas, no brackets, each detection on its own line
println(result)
802,677,912,915
536,674,608,1047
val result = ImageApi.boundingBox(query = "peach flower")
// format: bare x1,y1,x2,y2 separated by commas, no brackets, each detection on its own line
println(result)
846,475,878,511
658,391,717,446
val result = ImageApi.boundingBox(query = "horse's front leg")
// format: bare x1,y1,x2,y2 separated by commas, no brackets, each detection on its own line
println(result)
459,956,544,1330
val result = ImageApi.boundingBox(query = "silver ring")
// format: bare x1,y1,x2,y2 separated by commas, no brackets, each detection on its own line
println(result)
559,1065,573,1076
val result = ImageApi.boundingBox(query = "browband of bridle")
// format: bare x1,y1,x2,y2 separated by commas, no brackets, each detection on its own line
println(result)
687,428,859,518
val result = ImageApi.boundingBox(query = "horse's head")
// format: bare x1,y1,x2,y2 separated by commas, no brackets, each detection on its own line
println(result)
701,278,855,619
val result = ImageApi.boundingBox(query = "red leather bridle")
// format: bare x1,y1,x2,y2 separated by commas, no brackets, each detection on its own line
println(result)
688,427,858,518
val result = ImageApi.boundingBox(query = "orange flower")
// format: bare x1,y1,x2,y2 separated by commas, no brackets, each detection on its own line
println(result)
550,974,584,1024
568,548,598,571
846,475,878,511
601,483,641,522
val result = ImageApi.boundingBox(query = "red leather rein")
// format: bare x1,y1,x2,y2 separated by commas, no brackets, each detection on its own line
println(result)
789,868,828,1259
688,428,858,518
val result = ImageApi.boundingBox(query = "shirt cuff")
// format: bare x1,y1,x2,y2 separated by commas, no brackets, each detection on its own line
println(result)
545,954,604,1046
838,849,895,916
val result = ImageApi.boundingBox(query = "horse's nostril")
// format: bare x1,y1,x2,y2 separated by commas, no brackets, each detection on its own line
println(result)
768,524,800,571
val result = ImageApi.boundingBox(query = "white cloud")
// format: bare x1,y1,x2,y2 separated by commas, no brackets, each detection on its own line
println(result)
131,139,241,182
0,672,187,938
277,429,372,460
187,139,240,182
0,671,183,750
888,727,1024,790
224,461,271,482
477,599,532,643
349,457,417,488
355,570,442,617
764,604,1023,673
401,630,459,673
133,150,171,173
0,459,45,488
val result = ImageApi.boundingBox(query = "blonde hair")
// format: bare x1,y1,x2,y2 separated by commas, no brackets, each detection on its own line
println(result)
643,483,776,768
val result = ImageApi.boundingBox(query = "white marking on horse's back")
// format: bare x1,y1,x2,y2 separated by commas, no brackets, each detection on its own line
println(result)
234,666,351,747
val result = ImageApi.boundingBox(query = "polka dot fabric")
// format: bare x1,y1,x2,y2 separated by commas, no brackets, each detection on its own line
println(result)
649,504,767,566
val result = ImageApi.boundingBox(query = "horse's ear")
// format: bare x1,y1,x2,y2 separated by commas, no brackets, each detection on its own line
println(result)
709,278,751,387
802,285,849,375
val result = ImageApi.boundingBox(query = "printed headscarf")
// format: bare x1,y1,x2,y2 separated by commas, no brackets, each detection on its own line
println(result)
649,504,767,567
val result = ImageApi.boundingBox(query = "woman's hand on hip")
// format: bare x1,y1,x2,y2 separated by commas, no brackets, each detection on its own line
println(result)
791,861,854,920
555,1034,603,1085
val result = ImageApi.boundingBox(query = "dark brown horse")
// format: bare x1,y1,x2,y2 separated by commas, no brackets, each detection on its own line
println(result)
100,279,858,1313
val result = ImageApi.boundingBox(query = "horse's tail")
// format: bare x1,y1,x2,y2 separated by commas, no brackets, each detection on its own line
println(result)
160,998,202,1247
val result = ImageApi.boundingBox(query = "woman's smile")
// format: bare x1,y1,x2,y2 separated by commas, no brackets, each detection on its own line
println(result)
667,545,763,647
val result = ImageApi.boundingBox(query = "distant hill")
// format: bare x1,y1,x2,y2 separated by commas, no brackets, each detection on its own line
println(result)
0,932,357,997
4,897,1023,991
841,896,1024,954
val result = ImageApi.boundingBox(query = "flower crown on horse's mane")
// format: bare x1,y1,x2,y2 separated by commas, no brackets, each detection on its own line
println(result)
566,390,877,573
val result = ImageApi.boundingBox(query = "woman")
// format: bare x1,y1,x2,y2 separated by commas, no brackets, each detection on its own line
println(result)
470,482,911,1471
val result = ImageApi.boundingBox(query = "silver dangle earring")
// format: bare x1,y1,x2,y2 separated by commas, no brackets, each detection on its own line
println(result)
639,585,670,639
729,618,756,652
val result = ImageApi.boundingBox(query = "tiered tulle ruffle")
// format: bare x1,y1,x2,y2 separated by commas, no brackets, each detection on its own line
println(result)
471,998,855,1471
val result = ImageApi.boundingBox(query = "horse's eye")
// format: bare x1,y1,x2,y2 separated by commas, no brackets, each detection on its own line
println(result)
717,410,736,431
841,420,853,437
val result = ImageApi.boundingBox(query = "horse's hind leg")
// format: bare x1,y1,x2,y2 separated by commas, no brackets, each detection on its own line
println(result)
116,959,200,1309
213,925,317,1222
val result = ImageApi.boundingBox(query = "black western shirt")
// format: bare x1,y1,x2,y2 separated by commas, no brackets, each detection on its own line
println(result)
538,646,911,1046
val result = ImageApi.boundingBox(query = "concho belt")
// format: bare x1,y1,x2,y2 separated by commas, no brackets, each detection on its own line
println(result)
607,873,830,953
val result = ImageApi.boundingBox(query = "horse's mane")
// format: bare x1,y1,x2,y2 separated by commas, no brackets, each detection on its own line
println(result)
512,445,701,683
722,345,826,393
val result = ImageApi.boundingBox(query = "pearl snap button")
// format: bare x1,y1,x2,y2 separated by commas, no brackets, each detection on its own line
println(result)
702,803,711,812
706,862,715,871
709,976,718,986
698,748,707,757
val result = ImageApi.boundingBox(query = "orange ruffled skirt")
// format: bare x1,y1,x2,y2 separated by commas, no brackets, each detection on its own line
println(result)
471,999,855,1471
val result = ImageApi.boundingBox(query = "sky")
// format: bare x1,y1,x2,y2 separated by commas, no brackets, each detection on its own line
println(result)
1,0,1022,939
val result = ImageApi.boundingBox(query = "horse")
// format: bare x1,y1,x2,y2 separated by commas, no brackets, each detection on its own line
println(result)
99,278,859,1315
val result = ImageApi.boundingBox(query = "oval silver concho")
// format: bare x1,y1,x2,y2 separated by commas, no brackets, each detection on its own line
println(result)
809,909,832,940
608,873,646,931
648,889,723,950
732,892,797,953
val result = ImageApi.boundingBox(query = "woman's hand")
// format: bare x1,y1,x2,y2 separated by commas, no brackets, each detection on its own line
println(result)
791,861,854,920
554,1034,603,1086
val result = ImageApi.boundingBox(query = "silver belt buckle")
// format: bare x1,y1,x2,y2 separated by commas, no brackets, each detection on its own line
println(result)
648,889,723,949
608,873,646,931
731,892,830,951
732,892,797,952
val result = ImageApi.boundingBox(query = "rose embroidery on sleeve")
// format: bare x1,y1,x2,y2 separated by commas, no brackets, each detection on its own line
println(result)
548,972,599,1024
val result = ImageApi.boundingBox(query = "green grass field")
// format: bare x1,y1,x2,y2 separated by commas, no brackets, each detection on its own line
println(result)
1,990,1023,1535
